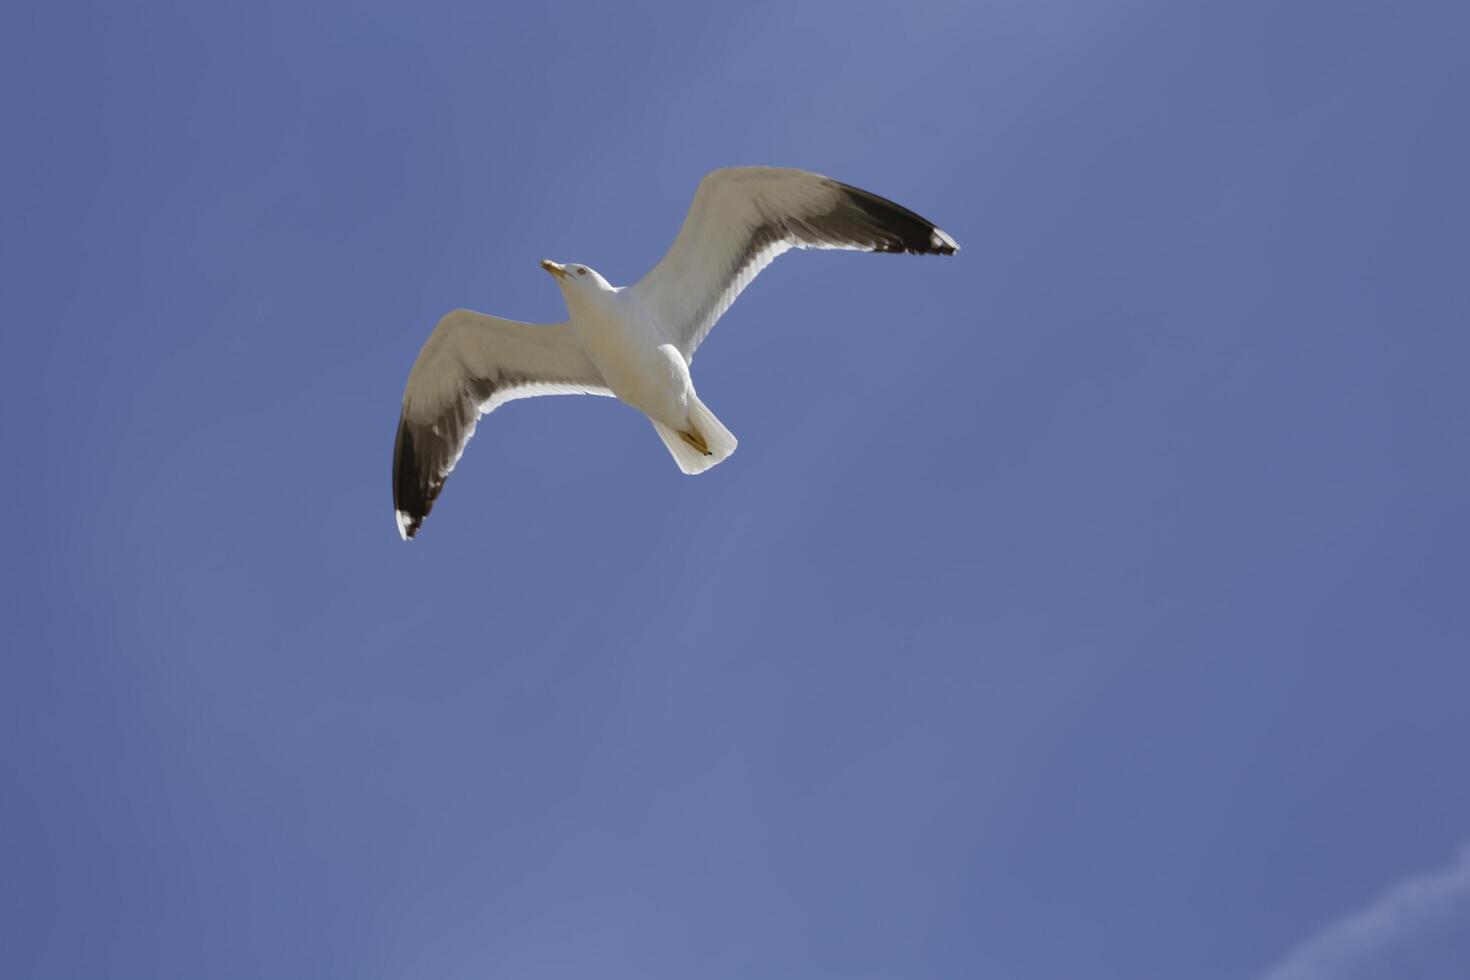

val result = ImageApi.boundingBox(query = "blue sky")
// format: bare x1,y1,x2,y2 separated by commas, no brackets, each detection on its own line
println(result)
2,1,1468,977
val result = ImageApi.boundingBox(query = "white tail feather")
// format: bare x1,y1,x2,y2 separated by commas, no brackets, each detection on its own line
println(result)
651,395,738,475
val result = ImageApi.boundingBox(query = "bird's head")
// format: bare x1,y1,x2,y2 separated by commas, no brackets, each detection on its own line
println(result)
540,260,613,294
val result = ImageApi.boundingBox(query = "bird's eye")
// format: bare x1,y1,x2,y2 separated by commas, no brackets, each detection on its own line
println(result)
577,267,587,276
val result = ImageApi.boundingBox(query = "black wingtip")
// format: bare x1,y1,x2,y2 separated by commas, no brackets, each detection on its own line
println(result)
392,417,429,541
835,181,960,256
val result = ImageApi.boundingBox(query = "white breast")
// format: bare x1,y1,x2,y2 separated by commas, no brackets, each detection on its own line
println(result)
568,293,693,428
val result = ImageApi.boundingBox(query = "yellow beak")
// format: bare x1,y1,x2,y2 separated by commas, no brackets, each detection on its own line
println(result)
540,259,568,280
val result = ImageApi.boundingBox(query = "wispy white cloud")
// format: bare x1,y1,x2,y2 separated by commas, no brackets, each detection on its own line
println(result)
1257,840,1470,980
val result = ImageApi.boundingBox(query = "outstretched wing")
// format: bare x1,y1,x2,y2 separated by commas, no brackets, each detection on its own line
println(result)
392,309,611,539
630,167,959,362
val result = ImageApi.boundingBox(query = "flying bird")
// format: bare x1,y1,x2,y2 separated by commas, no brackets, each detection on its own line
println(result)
392,166,958,539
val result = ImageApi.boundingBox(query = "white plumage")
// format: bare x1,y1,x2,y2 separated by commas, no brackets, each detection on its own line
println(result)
392,166,958,539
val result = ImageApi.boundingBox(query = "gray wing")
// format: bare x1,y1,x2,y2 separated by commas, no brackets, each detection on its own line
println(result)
629,167,959,362
392,309,611,539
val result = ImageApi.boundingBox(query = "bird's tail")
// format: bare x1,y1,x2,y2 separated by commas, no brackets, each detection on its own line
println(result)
651,395,738,475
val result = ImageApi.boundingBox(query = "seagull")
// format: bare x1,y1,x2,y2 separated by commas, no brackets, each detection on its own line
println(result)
392,166,958,539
